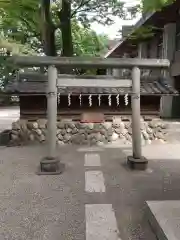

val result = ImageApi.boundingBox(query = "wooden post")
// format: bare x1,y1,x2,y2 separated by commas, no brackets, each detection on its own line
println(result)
127,67,148,170
160,23,176,118
138,42,147,58
38,66,64,175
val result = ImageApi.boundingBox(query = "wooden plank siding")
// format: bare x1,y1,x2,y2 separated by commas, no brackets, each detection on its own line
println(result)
19,95,161,119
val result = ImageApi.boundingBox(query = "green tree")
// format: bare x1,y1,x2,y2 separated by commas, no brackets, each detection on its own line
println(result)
0,3,109,87
142,0,175,13
0,0,130,57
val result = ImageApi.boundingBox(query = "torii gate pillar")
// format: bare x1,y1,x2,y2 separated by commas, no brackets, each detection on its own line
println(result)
127,67,148,170
38,66,65,175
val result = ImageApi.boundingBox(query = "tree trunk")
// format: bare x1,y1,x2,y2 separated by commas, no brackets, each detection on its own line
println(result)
41,0,56,56
59,0,73,57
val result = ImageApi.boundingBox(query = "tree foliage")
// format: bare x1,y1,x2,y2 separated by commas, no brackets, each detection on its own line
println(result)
0,0,111,87
142,0,175,13
0,0,133,57
126,0,176,43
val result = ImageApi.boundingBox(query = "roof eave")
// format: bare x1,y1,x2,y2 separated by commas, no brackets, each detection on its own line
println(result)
104,12,156,58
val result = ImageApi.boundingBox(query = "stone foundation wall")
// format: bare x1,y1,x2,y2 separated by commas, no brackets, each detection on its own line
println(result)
11,117,168,146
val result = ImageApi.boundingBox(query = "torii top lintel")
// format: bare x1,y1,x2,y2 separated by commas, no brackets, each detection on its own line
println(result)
8,56,170,69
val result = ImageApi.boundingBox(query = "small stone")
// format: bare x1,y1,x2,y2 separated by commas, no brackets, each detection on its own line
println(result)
99,129,107,135
125,133,132,142
58,134,64,141
149,120,160,128
161,123,168,129
142,130,149,140
12,121,20,130
88,133,96,139
57,122,65,129
114,128,122,134
156,126,163,132
27,122,33,129
37,119,47,129
61,129,66,136
32,122,38,129
125,122,131,129
71,128,78,134
67,122,76,129
19,120,27,131
119,133,125,139
144,116,153,121
27,129,31,136
115,122,125,134
107,128,113,136
90,138,98,145
95,124,104,131
64,134,71,142
96,132,102,141
11,130,19,136
128,127,132,135
80,123,86,129
146,127,153,134
155,132,166,140
102,122,112,130
100,134,106,142
140,121,146,130
148,122,155,128
41,129,47,136
149,134,154,140
111,132,119,141
38,134,45,142
11,134,19,141
112,117,122,128
34,129,42,136
71,133,85,144
57,129,61,135
66,128,72,133
121,129,128,136
97,141,105,146
86,123,94,130
26,121,35,130
75,122,81,129
120,122,125,129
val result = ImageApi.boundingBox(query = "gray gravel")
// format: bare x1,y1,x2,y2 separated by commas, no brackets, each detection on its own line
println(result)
0,144,180,239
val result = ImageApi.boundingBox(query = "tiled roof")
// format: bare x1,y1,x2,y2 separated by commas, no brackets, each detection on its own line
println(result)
104,1,180,58
5,77,179,96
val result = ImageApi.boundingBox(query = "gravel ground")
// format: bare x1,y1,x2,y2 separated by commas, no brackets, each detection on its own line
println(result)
0,144,180,239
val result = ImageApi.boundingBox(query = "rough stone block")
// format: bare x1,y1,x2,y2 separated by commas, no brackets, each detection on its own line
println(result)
37,119,47,129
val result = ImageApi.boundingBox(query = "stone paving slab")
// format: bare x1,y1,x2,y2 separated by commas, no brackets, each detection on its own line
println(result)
146,201,180,240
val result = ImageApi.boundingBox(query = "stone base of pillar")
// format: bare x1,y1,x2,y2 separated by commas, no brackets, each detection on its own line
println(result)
37,157,65,175
127,156,148,170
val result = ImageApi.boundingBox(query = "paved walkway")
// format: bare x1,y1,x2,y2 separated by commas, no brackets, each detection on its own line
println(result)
0,144,180,239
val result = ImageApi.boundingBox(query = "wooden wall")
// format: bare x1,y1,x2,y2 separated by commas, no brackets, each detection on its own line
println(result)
19,95,161,120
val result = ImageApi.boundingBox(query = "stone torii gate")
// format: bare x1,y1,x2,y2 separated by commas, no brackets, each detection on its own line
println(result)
8,56,170,174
